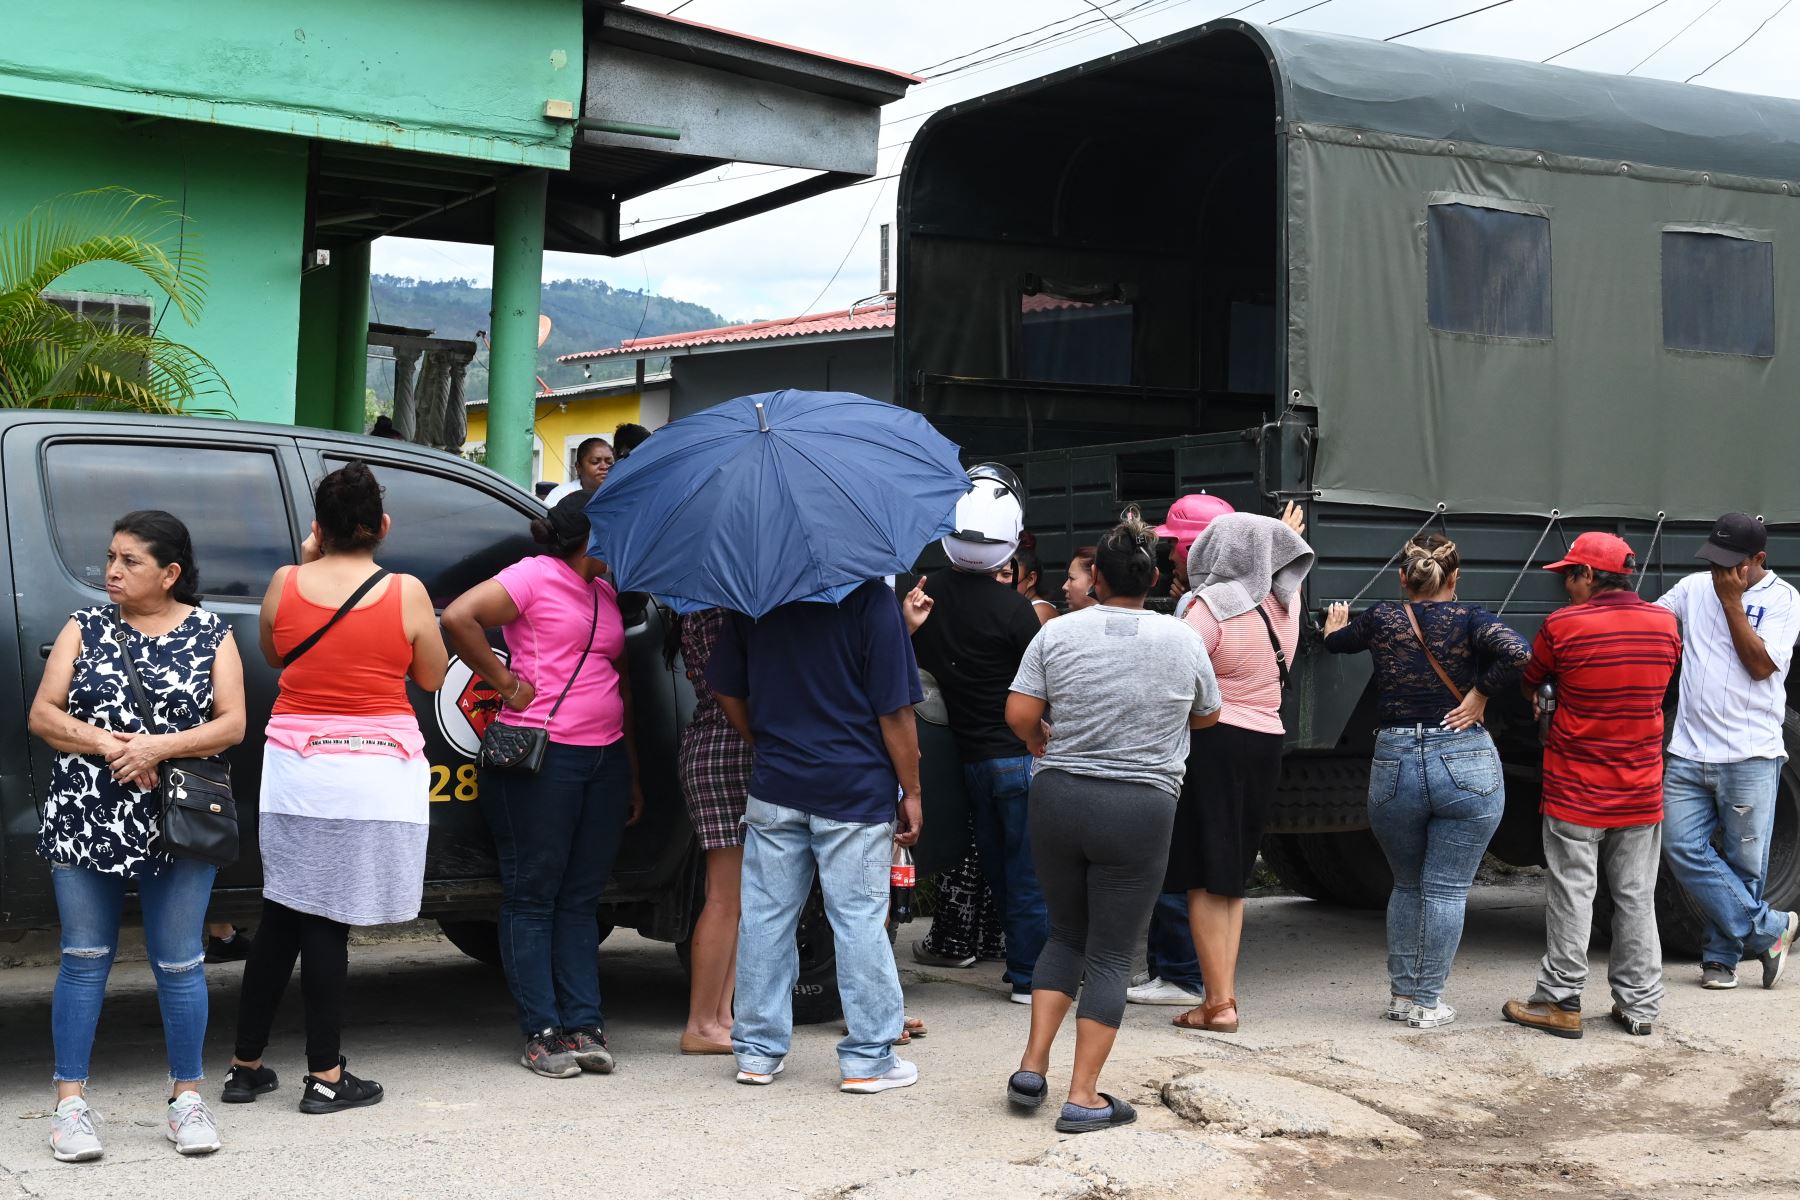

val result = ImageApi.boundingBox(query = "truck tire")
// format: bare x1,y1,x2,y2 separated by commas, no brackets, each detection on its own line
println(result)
1291,829,1394,910
1259,833,1330,900
1268,756,1373,834
438,919,612,968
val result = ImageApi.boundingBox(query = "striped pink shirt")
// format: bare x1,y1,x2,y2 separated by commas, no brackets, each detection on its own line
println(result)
1183,595,1297,735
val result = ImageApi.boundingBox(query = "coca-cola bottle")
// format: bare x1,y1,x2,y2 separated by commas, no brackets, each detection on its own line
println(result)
890,845,916,924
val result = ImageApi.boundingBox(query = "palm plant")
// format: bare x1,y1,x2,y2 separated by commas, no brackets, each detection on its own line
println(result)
0,187,232,413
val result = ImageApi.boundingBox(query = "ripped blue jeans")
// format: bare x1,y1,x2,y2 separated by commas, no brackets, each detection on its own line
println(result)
1662,754,1787,969
51,858,216,1083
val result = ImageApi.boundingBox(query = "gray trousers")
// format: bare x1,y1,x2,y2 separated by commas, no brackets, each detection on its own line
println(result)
1531,816,1664,1022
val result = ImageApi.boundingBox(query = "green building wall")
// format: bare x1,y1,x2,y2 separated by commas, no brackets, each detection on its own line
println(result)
0,96,308,424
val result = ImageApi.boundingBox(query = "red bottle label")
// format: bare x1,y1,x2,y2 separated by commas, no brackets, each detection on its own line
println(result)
890,862,915,888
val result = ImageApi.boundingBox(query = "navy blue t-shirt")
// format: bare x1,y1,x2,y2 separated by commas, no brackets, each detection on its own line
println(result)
706,580,924,825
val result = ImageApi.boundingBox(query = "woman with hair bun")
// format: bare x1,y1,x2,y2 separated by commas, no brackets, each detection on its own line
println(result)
1002,511,1221,1133
227,461,447,1115
441,490,641,1080
1323,533,1530,1029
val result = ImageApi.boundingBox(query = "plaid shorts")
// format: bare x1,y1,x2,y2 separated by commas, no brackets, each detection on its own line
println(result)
678,719,752,850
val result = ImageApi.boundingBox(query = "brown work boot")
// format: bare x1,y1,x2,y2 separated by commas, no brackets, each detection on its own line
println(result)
1501,998,1583,1039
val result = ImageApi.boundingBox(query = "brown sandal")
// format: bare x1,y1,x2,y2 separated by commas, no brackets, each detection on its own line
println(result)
1172,997,1239,1034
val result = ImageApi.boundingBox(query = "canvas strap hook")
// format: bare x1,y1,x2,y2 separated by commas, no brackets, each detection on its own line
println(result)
1497,511,1562,617
1634,512,1668,595
1346,504,1447,606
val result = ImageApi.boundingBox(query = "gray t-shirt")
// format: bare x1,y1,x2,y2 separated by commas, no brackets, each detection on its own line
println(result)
1009,605,1221,797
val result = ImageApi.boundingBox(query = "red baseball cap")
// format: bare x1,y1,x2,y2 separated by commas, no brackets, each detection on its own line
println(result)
1543,532,1636,575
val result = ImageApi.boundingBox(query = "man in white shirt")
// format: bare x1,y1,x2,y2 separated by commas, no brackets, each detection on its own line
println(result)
1655,512,1800,991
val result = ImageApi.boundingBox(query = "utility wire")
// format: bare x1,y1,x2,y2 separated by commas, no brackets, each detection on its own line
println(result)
1271,0,1337,24
921,0,1175,82
914,2,1125,74
1628,0,1726,73
1386,0,1518,41
1542,0,1675,62
780,174,895,326
1078,0,1142,43
1686,0,1794,81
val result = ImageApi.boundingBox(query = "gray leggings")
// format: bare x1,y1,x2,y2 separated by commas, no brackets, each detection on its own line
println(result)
1029,768,1177,1027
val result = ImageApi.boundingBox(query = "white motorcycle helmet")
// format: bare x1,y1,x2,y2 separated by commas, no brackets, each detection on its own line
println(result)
941,463,1024,572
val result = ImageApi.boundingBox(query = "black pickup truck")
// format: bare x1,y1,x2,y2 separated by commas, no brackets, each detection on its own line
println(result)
0,411,858,1020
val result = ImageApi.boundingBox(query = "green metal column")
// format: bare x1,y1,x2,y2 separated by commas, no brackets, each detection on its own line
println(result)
487,169,548,487
331,240,372,434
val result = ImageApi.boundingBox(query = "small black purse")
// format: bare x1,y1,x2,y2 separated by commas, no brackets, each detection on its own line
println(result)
112,610,239,868
478,588,600,774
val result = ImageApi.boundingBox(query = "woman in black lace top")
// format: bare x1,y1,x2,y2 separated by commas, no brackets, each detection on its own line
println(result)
1322,534,1529,1031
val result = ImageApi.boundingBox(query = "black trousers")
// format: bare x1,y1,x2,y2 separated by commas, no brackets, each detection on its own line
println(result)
232,899,350,1074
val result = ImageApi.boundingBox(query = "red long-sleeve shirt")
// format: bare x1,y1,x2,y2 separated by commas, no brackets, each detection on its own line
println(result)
1521,591,1681,828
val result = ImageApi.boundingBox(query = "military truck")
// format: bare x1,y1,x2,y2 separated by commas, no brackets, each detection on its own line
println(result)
895,19,1800,950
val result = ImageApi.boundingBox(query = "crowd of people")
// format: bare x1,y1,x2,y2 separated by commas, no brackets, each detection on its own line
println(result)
25,445,1800,1159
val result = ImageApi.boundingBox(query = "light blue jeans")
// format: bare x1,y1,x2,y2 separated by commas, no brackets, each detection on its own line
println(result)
1366,726,1505,1008
52,858,217,1083
732,796,902,1079
1662,754,1788,968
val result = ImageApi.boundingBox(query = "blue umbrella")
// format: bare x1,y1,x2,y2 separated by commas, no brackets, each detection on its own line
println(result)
584,389,969,618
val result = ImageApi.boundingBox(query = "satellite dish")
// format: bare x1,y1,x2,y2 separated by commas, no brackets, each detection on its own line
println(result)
537,314,553,348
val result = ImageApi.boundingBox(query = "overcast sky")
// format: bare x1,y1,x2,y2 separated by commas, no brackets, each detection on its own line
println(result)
372,0,1800,330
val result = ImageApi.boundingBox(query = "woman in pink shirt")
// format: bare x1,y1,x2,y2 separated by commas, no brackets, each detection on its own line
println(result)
1164,508,1313,1035
442,493,642,1080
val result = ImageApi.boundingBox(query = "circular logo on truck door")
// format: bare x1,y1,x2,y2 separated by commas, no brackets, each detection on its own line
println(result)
435,653,508,759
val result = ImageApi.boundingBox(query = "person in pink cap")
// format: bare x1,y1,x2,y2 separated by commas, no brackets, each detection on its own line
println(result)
1155,494,1236,608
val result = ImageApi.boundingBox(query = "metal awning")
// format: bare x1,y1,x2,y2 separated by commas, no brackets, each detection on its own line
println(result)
306,1,913,257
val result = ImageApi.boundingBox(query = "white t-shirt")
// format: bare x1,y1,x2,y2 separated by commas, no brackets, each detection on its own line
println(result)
1655,569,1800,762
543,480,584,507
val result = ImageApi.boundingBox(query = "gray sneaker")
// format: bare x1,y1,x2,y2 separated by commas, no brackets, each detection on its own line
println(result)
520,1029,580,1079
1700,962,1739,990
166,1091,221,1155
49,1096,102,1162
1761,912,1798,989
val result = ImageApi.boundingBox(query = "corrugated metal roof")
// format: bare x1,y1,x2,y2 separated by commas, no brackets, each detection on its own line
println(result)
560,296,896,363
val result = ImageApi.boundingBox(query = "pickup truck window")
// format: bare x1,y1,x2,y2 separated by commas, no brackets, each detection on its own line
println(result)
45,441,291,598
331,458,537,608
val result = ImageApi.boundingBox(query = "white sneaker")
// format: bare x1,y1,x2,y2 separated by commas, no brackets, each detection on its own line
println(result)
1408,1002,1457,1029
1009,990,1034,1006
49,1096,103,1162
166,1091,221,1155
735,1060,785,1085
1385,995,1414,1021
1127,977,1205,1006
840,1059,919,1094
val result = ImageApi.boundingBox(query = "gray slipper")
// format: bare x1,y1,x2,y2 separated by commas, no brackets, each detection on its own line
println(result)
1007,1070,1047,1109
1054,1093,1137,1134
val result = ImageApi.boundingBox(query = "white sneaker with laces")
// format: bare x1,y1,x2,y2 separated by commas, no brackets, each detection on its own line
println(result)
735,1060,785,1086
1385,995,1414,1021
840,1059,919,1094
166,1091,221,1155
49,1096,103,1162
1127,977,1206,1006
1408,1002,1457,1029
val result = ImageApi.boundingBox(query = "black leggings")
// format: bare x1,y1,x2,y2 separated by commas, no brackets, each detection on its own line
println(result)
233,899,350,1074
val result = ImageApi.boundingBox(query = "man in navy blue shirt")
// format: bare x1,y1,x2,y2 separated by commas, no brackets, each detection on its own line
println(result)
708,579,924,1094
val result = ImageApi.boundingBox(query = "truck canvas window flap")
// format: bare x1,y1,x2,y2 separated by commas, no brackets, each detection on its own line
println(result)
1661,230,1775,358
1014,276,1134,386
1426,203,1552,340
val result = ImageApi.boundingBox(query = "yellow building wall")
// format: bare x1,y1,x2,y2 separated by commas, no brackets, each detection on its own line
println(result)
466,391,642,484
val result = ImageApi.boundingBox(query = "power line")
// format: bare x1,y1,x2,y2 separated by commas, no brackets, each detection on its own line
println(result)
1686,0,1794,81
1386,0,1518,41
665,1,696,15
1078,0,1142,44
1271,0,1337,24
781,174,895,325
1628,0,1726,73
1542,0,1675,62
913,3,1120,74
920,0,1184,84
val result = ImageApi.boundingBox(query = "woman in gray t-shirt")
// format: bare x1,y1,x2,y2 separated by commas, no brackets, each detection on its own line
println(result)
1001,513,1220,1133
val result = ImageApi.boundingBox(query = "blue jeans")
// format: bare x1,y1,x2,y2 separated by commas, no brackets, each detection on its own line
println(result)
1366,726,1505,1008
1662,754,1788,968
965,756,1046,992
733,796,902,1079
52,858,217,1082
479,741,632,1037
1147,892,1202,992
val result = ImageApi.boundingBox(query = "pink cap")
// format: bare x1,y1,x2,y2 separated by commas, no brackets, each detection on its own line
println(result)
1155,493,1235,563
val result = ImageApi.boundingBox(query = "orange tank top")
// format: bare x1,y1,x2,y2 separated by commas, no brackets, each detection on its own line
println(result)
272,566,415,717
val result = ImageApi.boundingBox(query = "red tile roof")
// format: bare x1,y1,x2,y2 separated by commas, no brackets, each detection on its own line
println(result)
559,295,896,363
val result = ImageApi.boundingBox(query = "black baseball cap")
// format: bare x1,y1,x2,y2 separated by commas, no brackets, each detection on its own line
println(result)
1696,511,1766,568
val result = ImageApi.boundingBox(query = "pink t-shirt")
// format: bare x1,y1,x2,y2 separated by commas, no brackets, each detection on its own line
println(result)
1183,594,1297,736
494,556,626,746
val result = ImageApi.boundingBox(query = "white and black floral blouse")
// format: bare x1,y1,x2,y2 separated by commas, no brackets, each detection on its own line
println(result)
37,606,229,878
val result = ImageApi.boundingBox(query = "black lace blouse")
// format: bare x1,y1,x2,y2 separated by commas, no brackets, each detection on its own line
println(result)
1323,600,1530,726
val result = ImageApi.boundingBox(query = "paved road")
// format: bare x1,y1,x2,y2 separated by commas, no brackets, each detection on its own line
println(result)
2,883,1794,1199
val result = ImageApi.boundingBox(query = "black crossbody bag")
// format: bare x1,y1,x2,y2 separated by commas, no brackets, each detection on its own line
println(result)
478,588,600,774
112,608,238,868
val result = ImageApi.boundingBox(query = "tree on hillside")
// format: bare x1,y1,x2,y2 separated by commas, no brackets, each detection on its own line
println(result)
0,188,230,413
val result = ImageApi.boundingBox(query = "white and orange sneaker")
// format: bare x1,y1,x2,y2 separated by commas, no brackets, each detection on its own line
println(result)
840,1059,918,1094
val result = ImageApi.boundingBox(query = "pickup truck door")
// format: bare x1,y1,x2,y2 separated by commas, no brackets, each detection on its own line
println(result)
3,421,306,897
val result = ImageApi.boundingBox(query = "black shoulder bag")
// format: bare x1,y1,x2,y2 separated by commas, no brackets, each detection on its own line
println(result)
478,587,601,774
112,609,238,868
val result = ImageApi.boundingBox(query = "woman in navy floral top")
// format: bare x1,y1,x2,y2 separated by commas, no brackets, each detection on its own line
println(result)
1323,534,1529,1031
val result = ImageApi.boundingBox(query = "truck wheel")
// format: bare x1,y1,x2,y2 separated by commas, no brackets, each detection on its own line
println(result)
1292,829,1394,910
1267,756,1373,833
437,919,613,967
1259,834,1330,900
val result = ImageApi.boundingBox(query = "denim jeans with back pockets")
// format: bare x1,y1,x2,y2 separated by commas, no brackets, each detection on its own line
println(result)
1365,726,1505,1009
964,755,1046,993
52,857,217,1083
1661,754,1787,968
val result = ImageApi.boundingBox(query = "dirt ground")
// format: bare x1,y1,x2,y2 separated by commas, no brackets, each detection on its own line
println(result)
1,879,1795,1199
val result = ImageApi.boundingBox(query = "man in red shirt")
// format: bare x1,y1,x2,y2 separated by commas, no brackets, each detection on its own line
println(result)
1503,533,1681,1039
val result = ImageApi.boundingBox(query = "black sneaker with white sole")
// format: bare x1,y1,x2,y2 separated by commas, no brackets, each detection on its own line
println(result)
561,1027,614,1074
521,1029,581,1079
1760,911,1798,990
1700,962,1738,990
299,1059,385,1115
221,1063,279,1104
